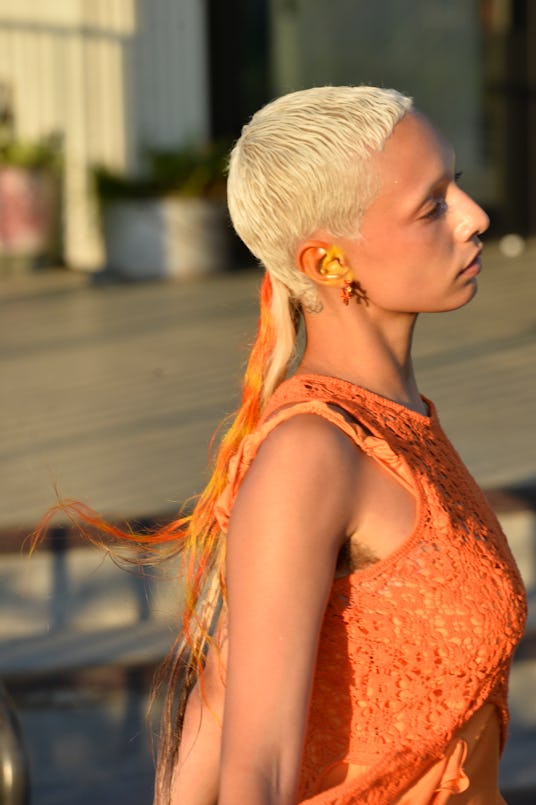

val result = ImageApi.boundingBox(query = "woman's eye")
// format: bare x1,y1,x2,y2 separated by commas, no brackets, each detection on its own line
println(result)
454,170,463,183
423,199,447,219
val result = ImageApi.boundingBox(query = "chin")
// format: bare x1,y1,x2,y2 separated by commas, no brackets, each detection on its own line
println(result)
424,282,479,314
446,281,479,312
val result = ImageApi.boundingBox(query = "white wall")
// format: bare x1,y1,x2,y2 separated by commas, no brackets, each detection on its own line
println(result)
0,0,209,269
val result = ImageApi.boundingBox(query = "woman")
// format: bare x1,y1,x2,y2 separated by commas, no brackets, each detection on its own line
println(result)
39,86,526,804
162,86,527,804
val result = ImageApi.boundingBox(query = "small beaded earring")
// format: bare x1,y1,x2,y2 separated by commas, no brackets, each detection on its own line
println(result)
340,279,369,306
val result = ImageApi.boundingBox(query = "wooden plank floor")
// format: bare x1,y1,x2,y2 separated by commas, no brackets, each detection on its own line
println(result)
1,240,535,532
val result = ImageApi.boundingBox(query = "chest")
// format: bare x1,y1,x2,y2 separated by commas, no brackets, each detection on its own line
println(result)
332,421,527,678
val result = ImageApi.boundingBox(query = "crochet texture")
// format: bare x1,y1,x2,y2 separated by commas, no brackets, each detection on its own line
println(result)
215,374,527,804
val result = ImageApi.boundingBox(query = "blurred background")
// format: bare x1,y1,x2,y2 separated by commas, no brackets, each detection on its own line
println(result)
0,1,535,803
0,0,534,274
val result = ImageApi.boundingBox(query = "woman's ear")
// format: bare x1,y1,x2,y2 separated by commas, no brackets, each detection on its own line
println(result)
297,241,350,286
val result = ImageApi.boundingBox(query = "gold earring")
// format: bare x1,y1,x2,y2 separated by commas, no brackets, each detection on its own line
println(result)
317,245,369,305
319,245,346,279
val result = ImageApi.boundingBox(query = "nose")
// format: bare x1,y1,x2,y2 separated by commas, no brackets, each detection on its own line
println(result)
452,189,490,242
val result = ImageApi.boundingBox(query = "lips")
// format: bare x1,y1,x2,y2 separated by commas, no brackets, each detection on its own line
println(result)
457,249,482,278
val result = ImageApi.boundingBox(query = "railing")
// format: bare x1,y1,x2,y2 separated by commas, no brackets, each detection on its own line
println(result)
0,680,30,805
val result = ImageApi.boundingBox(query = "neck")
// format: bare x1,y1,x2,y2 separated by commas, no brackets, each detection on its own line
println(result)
298,303,424,414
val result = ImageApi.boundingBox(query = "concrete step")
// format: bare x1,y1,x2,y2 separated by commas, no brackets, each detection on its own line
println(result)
0,533,183,674
1,491,535,673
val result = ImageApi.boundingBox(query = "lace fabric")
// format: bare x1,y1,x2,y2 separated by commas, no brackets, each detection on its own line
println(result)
215,374,527,804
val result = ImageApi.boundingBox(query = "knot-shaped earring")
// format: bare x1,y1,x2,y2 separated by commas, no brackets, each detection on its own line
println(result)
319,246,369,306
319,245,346,279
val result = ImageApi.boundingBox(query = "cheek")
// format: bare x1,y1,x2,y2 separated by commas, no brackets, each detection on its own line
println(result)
351,221,454,293
363,254,448,309
401,225,444,252
360,264,419,308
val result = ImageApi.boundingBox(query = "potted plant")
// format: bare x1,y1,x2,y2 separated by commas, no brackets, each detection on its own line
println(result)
94,141,232,280
0,134,62,271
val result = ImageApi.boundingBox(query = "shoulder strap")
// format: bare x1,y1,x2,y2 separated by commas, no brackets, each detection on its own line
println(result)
215,385,419,533
213,400,369,534
259,399,368,447
261,374,373,427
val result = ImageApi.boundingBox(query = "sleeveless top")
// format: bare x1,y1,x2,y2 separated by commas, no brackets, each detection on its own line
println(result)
214,374,527,804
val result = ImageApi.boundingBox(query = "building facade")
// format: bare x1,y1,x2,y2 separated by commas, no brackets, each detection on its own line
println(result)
0,0,533,269
0,0,209,268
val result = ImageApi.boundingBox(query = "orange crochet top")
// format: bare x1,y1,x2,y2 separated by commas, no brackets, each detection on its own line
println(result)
214,374,527,804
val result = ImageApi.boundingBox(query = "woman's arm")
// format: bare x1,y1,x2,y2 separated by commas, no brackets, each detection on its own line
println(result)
169,627,227,805
219,414,362,805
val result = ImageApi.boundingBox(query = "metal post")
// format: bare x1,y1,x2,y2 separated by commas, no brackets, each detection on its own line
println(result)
0,681,31,805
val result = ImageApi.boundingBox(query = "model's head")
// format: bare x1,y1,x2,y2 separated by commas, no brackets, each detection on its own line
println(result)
227,85,413,308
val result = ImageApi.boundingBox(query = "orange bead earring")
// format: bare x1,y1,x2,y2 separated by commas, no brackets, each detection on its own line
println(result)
340,279,369,306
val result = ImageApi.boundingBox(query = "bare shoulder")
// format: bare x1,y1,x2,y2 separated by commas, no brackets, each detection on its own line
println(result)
254,408,363,474
229,410,364,550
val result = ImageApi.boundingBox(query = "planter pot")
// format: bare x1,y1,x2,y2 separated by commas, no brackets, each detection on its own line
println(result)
0,166,61,268
102,197,232,279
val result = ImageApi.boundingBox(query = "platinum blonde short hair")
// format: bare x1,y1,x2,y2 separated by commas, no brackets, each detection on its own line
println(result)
227,85,413,307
